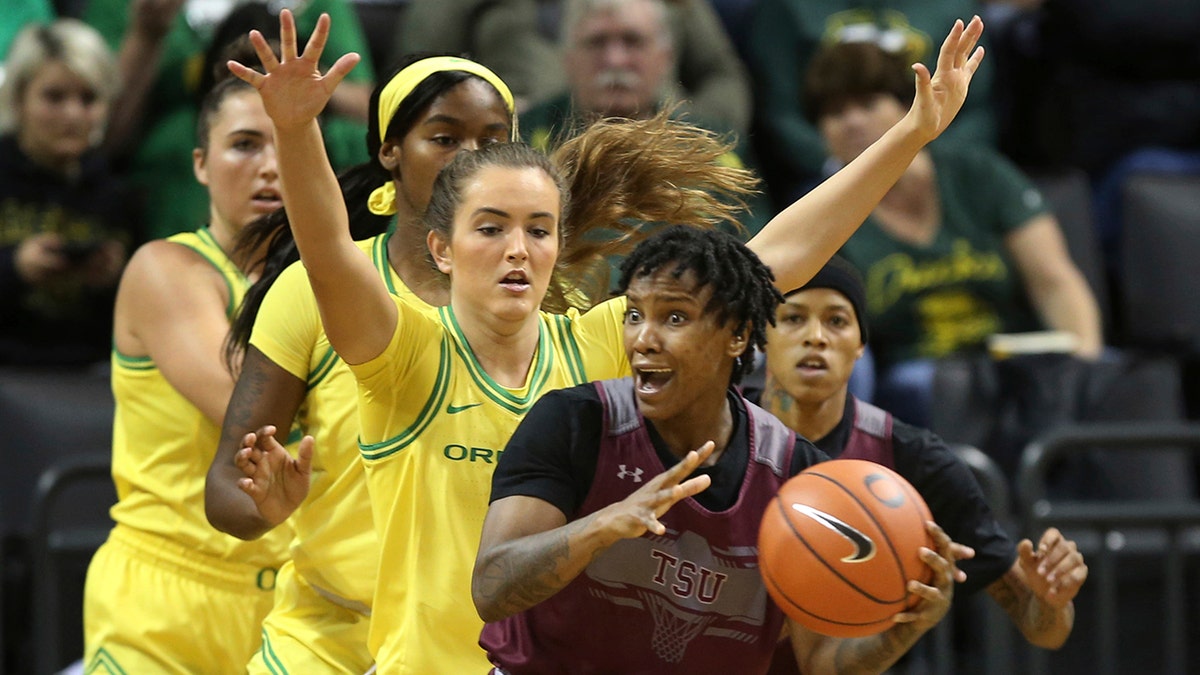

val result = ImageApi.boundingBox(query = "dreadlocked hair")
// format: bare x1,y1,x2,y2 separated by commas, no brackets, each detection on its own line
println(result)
544,109,761,311
616,225,784,384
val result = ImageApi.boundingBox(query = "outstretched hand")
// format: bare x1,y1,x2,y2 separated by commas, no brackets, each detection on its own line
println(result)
599,441,716,540
235,424,314,526
1017,527,1088,608
226,9,360,132
891,521,976,632
907,15,985,144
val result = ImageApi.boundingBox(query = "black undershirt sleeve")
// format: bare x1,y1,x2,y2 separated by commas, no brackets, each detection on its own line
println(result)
489,385,604,518
890,421,1019,596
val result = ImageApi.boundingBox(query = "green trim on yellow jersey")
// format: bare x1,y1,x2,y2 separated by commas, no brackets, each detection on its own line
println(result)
551,313,588,383
373,232,400,296
358,336,453,461
442,305,554,415
173,227,242,317
112,351,155,370
258,628,290,675
84,647,127,675
306,345,340,392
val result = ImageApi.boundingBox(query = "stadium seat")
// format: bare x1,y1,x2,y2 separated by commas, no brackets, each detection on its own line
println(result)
1119,173,1200,354
1017,423,1200,675
1029,168,1111,331
0,366,113,674
30,455,115,675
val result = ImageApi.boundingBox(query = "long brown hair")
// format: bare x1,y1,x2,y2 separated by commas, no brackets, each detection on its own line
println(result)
548,110,760,309
421,110,760,312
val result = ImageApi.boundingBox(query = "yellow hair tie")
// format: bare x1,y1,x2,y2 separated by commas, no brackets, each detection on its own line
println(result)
368,182,398,216
368,56,517,216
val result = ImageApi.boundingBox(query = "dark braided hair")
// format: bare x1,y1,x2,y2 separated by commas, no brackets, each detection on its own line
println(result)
223,54,512,372
615,225,784,384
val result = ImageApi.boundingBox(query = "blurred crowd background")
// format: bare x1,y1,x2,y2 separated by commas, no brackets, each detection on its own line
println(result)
1,0,1199,673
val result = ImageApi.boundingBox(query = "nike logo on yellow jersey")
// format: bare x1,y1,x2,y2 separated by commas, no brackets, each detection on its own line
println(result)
446,402,483,414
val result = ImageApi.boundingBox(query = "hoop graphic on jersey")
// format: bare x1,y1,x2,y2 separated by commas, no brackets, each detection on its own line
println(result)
791,503,877,563
639,589,717,663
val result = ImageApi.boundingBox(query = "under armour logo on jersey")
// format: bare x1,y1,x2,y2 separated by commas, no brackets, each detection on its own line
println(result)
617,464,644,482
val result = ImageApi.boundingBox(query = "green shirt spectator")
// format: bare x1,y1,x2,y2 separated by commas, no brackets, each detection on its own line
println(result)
746,0,996,205
839,144,1045,368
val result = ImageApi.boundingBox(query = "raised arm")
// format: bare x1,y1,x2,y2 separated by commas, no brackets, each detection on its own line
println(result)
472,442,715,623
786,521,973,674
101,0,183,159
747,16,986,294
229,11,396,365
205,347,310,539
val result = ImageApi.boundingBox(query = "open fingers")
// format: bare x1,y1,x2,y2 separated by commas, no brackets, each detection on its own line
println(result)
327,53,362,86
674,474,713,502
661,441,715,486
278,8,299,61
248,28,279,71
227,56,264,88
926,520,973,582
935,18,965,75
958,16,985,69
300,13,332,64
296,435,316,473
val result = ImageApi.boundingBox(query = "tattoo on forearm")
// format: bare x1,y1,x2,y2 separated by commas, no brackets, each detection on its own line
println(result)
475,515,606,619
219,357,270,452
835,621,921,674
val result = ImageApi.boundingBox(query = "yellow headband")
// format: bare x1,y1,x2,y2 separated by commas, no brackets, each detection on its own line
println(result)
376,56,515,144
369,57,517,215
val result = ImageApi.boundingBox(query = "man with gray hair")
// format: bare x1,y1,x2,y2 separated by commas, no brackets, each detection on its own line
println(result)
523,0,742,150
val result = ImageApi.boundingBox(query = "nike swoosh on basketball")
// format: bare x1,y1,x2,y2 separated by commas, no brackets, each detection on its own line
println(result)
791,503,877,563
446,402,483,414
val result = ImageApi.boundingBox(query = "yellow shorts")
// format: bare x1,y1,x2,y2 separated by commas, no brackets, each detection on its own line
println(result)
82,525,279,674
249,562,373,675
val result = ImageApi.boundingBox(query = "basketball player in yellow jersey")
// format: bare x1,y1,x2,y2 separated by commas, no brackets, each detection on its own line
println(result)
82,75,294,673
241,236,440,674
232,10,983,673
205,55,518,673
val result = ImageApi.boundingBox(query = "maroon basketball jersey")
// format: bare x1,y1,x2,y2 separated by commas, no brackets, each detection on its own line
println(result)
837,397,896,468
482,378,799,674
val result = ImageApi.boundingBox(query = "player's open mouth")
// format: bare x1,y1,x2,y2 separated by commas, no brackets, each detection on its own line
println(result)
500,270,530,292
796,355,827,373
634,367,672,394
252,189,283,209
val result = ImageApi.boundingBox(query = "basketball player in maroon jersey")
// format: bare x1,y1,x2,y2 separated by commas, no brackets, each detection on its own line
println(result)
755,255,1086,664
472,227,973,674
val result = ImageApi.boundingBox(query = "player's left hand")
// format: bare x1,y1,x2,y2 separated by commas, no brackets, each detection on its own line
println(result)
1017,527,1087,608
234,424,314,526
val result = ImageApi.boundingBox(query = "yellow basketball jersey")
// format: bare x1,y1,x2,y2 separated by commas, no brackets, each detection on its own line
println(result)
353,297,629,674
250,233,435,608
108,227,291,569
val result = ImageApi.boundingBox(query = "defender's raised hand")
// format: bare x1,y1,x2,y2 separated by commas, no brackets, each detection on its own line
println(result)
226,9,360,131
907,15,986,144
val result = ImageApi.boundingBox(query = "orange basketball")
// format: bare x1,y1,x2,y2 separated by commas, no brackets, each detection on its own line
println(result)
758,459,935,638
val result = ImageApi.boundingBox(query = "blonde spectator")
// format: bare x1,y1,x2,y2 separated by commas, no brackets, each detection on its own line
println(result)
0,18,137,366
